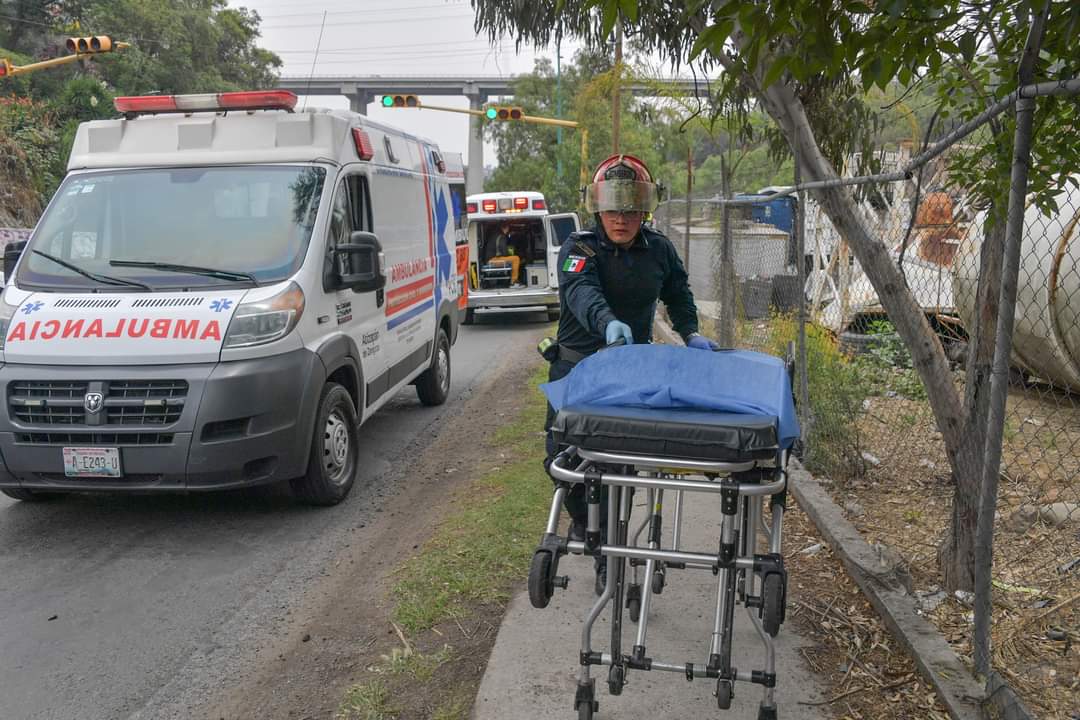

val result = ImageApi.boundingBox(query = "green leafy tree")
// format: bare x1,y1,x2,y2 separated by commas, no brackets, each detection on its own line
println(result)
473,0,1080,592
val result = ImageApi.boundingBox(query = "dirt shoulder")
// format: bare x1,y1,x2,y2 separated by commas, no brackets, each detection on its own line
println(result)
206,327,547,720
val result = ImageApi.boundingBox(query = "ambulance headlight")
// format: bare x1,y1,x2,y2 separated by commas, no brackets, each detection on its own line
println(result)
0,290,18,353
224,282,305,348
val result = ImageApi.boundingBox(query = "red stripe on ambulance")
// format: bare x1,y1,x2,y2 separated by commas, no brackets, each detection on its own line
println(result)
385,276,434,316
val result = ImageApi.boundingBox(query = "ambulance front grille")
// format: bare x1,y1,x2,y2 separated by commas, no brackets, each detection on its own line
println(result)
9,381,89,425
8,380,188,426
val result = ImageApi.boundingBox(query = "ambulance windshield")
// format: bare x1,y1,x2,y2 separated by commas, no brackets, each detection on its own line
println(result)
18,165,326,290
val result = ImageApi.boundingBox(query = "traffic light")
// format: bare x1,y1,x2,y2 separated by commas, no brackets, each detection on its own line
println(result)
485,105,523,121
66,36,116,54
381,94,420,108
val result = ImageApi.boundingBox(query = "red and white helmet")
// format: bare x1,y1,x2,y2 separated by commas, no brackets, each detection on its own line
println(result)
584,154,660,213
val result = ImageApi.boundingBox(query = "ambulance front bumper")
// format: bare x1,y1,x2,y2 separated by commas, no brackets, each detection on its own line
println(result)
467,288,558,309
0,349,323,493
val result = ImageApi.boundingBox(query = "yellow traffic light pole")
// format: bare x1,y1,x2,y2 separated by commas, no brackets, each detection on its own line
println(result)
387,100,590,187
1,38,129,78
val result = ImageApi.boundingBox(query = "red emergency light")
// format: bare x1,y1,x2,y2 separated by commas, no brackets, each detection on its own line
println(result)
114,90,298,115
466,202,478,214
532,199,546,210
513,197,529,209
352,128,375,160
481,199,497,213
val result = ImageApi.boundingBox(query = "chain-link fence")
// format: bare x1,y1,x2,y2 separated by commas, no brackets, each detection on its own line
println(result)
656,77,1080,720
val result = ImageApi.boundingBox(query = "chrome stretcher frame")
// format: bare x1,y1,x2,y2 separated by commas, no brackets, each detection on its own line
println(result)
530,429,790,720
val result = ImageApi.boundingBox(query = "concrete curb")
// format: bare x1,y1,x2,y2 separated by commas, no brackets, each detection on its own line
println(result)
787,462,988,720
654,316,989,720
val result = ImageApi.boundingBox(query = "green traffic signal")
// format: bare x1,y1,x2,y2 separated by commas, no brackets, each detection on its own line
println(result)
485,107,497,120
382,95,394,107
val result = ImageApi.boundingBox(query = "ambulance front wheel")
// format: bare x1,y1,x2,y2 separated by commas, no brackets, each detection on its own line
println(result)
291,382,358,506
416,328,451,406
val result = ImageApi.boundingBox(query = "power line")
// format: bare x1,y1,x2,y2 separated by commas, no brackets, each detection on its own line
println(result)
260,9,472,29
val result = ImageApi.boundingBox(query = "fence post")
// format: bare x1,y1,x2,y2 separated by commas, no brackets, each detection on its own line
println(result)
719,195,736,347
795,159,809,439
972,3,1049,678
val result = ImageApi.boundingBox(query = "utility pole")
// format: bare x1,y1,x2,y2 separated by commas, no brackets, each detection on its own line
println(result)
611,19,622,153
556,37,563,180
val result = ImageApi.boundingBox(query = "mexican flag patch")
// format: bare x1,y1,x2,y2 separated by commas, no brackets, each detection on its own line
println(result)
563,256,587,273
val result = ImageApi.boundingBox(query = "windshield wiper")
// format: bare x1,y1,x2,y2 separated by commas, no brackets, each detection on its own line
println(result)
32,250,152,291
109,260,260,287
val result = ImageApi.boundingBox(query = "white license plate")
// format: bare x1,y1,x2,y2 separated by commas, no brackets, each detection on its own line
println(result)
63,447,122,478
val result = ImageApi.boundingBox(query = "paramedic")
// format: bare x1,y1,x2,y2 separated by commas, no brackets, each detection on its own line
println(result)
544,154,719,593
491,222,522,286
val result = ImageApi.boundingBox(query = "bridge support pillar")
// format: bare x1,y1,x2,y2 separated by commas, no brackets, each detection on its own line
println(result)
466,93,485,195
348,91,371,115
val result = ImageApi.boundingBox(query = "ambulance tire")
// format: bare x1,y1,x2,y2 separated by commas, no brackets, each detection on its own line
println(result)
1,488,63,502
463,308,475,325
547,307,560,323
291,382,357,506
416,328,451,406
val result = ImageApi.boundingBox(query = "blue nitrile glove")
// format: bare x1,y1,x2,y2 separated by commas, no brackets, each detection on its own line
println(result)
686,333,721,351
605,320,634,346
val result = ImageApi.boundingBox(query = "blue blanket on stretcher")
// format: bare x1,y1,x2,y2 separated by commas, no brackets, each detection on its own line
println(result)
541,345,801,449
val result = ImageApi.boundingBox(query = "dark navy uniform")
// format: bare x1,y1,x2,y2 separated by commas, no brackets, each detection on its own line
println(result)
555,224,699,355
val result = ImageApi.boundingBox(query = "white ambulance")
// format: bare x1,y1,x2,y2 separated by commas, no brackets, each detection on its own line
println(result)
463,191,579,324
0,90,463,505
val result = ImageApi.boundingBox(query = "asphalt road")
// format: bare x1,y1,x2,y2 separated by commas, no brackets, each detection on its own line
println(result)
0,308,548,720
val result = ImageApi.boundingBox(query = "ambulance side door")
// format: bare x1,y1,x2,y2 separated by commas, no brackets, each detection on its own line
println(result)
544,213,581,288
324,171,388,415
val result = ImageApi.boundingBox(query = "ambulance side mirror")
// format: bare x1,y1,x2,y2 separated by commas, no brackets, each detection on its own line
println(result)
4,240,27,284
336,231,385,293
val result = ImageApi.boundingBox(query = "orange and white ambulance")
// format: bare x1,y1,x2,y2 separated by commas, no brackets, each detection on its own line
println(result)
463,191,579,323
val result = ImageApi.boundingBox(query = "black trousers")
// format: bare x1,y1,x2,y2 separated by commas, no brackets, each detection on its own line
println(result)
545,358,609,533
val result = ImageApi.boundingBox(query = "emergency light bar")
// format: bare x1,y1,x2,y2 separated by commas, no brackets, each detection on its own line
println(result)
477,197,541,214
466,202,478,214
114,90,298,116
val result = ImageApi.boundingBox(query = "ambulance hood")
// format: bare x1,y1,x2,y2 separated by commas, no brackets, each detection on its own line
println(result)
2,288,247,365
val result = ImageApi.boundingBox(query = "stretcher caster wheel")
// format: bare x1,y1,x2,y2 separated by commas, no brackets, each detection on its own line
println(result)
757,704,778,720
762,573,785,637
716,679,733,709
608,663,625,696
528,551,554,609
651,566,665,595
626,583,642,623
575,680,597,720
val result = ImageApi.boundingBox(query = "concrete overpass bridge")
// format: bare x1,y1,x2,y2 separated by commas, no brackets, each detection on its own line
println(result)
277,74,702,193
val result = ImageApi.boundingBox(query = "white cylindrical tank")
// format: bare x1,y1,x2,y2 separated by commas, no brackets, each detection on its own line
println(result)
953,179,1080,390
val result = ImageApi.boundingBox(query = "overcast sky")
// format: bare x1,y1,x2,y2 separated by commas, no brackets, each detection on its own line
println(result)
230,0,580,163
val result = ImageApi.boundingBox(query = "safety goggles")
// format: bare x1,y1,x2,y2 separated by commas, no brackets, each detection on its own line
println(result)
584,179,660,213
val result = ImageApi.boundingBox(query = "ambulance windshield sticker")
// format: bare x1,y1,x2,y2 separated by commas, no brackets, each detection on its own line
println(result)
563,256,587,273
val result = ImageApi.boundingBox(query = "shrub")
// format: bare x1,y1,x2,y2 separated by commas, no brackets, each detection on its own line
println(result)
769,314,870,479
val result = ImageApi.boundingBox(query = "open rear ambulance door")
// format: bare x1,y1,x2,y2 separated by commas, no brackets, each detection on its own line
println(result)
544,213,581,288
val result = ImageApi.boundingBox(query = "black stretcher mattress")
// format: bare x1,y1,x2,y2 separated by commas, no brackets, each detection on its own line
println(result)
552,403,779,462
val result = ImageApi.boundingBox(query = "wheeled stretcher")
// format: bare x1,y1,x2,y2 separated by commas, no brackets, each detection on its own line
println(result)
530,346,798,719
